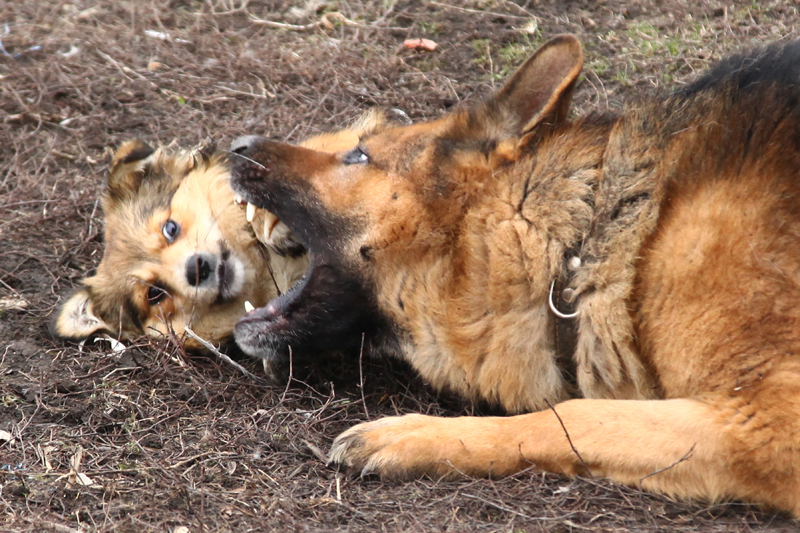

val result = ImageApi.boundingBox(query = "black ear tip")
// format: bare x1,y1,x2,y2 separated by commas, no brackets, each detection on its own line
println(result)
196,141,218,161
116,139,155,165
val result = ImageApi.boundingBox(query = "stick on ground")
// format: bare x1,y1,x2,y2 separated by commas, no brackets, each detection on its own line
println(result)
183,326,267,385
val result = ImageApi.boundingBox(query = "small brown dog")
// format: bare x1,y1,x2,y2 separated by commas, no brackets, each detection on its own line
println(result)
228,35,800,514
52,112,385,348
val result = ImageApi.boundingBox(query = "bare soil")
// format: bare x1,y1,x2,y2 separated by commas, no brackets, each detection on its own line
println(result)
2,1,799,531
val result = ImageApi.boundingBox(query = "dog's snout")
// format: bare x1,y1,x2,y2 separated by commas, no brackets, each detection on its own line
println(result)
186,254,214,287
230,135,265,155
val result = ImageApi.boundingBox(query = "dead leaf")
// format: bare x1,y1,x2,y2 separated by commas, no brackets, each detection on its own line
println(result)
0,429,14,444
94,335,127,354
0,296,27,311
144,29,171,41
38,444,57,471
404,38,438,52
67,446,101,489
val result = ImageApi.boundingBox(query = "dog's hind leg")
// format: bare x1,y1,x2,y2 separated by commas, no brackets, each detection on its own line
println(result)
330,388,800,514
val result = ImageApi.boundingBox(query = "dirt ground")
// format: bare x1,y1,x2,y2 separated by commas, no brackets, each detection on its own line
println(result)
2,1,800,531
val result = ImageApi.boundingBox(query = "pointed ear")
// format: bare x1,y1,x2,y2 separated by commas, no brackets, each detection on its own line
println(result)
104,139,155,205
493,34,583,137
50,285,113,340
194,141,218,165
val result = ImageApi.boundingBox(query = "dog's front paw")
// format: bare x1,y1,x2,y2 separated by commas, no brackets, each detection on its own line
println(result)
329,414,521,481
329,414,436,480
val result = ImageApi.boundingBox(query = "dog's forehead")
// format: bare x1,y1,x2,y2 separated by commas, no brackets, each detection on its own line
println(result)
359,120,451,170
364,118,449,144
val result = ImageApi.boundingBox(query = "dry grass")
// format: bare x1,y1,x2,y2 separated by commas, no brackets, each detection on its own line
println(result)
2,1,800,531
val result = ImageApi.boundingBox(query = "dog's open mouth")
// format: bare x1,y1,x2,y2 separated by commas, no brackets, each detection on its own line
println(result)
232,220,369,363
236,263,311,357
227,137,384,364
234,241,372,362
233,190,306,259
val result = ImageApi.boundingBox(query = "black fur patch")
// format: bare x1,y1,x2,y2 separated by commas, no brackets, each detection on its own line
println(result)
234,261,389,363
679,40,800,97
119,143,154,165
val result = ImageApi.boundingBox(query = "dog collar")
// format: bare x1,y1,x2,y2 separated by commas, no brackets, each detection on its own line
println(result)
549,251,581,395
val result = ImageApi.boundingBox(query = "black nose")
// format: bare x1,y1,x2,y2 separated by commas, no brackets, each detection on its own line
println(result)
186,254,213,286
230,135,265,155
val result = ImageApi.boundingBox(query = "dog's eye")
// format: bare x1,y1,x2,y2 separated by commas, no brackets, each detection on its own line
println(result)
147,285,168,305
343,147,369,165
162,219,180,243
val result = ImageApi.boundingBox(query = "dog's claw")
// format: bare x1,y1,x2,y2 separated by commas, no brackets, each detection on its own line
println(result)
329,426,366,471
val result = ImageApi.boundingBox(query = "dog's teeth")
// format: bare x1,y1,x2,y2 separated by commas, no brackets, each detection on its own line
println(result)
246,202,256,222
234,193,244,205
244,300,255,313
263,212,279,239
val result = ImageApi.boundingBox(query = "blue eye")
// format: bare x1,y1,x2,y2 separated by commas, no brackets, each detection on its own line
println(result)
343,147,369,165
162,219,180,243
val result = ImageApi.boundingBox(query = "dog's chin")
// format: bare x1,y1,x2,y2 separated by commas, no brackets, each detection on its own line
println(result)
233,253,383,370
233,272,308,361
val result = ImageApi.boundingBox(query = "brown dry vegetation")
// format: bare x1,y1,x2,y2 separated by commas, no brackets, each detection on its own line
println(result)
2,1,800,531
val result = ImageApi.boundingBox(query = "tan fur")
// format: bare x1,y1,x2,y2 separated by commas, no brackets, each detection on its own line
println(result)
53,113,383,348
230,35,800,514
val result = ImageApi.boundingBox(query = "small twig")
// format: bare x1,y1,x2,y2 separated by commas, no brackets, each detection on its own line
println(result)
279,346,294,403
248,11,355,31
183,326,266,384
86,197,100,241
302,438,328,463
485,42,495,90
37,522,82,533
428,2,529,20
461,493,535,520
216,85,275,99
3,199,59,209
206,0,250,16
495,0,535,17
639,444,695,485
96,51,149,82
335,473,343,501
358,332,369,420
167,450,236,470
248,11,406,32
461,494,581,522
544,399,593,479
588,68,609,110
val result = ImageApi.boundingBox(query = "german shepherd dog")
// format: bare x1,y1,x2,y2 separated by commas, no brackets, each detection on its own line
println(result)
52,113,383,348
229,35,800,514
